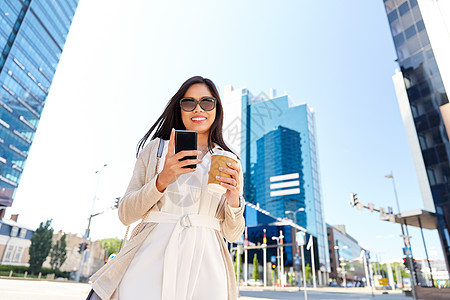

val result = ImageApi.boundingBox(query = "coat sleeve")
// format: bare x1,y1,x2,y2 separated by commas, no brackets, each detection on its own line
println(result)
118,140,165,226
221,160,245,243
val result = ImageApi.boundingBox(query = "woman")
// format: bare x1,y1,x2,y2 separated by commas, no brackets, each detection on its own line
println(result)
89,76,245,300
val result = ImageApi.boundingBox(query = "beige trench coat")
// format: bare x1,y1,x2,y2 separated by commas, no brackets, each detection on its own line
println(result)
89,137,246,300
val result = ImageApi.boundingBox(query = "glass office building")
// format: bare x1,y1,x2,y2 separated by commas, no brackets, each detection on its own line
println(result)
0,0,79,208
242,202,327,284
225,87,330,277
383,0,450,270
327,224,366,286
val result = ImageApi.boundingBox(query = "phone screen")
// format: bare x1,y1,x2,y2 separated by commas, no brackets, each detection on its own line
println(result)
175,130,197,169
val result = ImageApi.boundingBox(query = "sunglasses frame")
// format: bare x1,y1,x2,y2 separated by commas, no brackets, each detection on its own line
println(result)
179,96,217,112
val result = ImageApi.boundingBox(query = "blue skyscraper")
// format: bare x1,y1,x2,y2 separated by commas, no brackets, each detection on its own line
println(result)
223,87,330,282
0,0,79,210
254,126,305,226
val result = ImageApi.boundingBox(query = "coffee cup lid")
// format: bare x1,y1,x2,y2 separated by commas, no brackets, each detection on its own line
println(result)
212,149,238,162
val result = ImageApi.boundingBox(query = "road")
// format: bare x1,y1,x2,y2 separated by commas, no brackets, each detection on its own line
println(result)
0,278,409,300
239,290,408,300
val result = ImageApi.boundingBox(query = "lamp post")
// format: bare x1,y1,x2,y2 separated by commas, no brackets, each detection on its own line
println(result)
385,172,418,299
285,207,305,226
272,230,284,286
75,163,107,282
286,208,305,287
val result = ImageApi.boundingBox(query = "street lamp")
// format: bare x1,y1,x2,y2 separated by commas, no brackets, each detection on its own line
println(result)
385,172,421,295
272,230,284,285
384,172,401,214
285,207,305,225
75,163,108,282
286,207,305,288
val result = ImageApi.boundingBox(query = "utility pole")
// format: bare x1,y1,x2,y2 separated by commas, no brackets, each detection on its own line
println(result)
75,164,107,282
263,229,267,287
386,172,417,300
244,227,248,286
272,231,285,286
286,208,304,288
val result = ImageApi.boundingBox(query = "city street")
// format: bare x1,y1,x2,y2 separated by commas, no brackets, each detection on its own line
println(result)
0,278,91,300
0,278,410,300
239,290,407,300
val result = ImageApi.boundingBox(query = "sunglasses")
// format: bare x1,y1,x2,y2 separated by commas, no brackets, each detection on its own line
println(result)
179,96,217,112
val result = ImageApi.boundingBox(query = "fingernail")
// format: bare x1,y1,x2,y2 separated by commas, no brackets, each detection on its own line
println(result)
219,167,223,170
227,162,231,166
197,150,202,154
216,175,220,179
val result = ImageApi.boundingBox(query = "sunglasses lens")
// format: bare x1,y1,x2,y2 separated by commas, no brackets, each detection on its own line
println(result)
200,98,216,111
181,99,196,111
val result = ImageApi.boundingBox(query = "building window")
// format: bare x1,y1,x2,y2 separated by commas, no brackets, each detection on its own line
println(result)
393,33,405,47
427,168,437,185
14,247,23,262
11,226,18,237
387,10,398,23
405,25,416,39
4,245,14,261
416,20,425,32
19,228,27,238
398,2,410,16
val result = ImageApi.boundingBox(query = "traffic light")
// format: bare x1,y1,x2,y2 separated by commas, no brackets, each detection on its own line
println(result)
349,193,358,206
403,257,411,270
272,263,276,269
114,197,120,209
78,242,88,253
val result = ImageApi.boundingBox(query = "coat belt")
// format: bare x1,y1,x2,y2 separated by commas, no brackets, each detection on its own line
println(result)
143,211,221,300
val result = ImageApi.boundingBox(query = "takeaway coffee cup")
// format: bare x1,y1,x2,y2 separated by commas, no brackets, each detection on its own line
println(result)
208,150,238,194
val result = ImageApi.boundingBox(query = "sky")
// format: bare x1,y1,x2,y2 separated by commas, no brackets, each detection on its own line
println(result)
8,0,445,262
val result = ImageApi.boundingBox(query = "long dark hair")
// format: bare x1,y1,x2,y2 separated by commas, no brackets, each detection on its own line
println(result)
136,76,239,160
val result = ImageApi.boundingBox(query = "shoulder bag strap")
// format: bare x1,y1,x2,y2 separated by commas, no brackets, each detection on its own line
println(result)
119,138,165,250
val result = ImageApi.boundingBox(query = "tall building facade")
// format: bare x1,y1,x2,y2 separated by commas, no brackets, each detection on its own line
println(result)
254,126,305,224
327,224,366,286
0,0,79,209
383,0,450,270
222,86,330,280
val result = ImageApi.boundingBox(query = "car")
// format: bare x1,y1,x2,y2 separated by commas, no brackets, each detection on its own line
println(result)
329,282,338,287
246,279,264,286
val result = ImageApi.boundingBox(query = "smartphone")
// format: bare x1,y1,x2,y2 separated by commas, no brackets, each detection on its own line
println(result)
175,130,197,169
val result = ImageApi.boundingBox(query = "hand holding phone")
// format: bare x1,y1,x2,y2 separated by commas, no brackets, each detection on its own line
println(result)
175,130,198,169
155,129,201,193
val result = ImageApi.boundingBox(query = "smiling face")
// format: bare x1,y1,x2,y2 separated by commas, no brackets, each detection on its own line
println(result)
180,83,216,135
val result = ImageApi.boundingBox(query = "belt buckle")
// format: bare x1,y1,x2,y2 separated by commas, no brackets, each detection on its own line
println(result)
180,214,192,229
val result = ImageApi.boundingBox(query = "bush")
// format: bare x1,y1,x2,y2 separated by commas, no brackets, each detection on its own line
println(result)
0,265,69,279
0,265,28,274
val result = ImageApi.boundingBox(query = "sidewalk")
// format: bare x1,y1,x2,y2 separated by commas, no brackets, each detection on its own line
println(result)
239,285,404,295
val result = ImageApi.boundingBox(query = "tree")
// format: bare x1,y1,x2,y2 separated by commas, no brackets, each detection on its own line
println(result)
252,253,259,280
29,219,54,274
49,233,67,270
288,272,294,285
100,238,121,256
234,252,242,279
305,263,312,282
